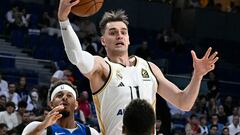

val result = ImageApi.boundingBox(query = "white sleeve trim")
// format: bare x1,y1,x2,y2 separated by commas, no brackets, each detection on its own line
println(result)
59,19,94,74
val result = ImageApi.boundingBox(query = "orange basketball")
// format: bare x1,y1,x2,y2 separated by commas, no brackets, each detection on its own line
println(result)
71,0,104,17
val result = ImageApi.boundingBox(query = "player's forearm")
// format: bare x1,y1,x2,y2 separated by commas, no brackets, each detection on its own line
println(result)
59,19,81,50
25,122,46,135
59,19,94,73
180,72,203,111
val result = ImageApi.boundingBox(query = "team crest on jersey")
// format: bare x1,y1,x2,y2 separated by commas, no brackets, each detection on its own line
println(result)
116,70,123,80
141,68,149,78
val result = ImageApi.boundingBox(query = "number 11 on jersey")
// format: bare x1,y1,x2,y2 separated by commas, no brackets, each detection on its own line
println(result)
129,86,140,100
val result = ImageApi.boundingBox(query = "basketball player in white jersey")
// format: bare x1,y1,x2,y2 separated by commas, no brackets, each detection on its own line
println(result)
58,0,219,134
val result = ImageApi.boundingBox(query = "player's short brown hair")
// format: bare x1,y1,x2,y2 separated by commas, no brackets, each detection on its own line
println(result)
99,10,129,35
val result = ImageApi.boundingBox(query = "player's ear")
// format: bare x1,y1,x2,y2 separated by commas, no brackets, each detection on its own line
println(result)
74,100,78,110
49,101,54,109
100,36,106,47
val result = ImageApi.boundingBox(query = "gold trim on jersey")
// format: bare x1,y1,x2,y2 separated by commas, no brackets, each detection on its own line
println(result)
93,96,106,135
147,61,159,86
92,61,112,95
152,99,156,111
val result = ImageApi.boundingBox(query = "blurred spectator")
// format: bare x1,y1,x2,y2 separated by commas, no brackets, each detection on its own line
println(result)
3,82,20,107
167,101,185,132
78,91,93,124
188,0,200,8
222,127,230,135
74,106,86,124
135,40,151,60
78,18,98,41
20,7,31,28
0,73,8,95
196,95,208,115
156,28,173,52
0,95,6,112
199,115,208,135
214,3,223,12
6,5,29,32
38,11,50,29
169,28,184,53
185,114,201,134
217,105,228,125
209,124,218,135
184,103,201,121
228,107,239,125
208,114,224,135
38,10,60,37
207,71,220,100
228,115,240,135
156,28,184,53
229,1,240,14
207,98,218,117
0,123,8,135
16,76,29,102
82,36,98,55
199,0,209,8
50,68,74,86
71,17,80,32
42,107,51,120
14,111,31,134
16,101,27,125
0,102,18,130
29,90,43,116
224,96,234,117
30,107,51,122
5,4,19,31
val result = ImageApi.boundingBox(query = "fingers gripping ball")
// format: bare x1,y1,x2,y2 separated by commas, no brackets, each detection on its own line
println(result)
71,0,104,17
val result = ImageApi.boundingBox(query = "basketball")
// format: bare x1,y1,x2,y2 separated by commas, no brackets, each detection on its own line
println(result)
71,0,104,17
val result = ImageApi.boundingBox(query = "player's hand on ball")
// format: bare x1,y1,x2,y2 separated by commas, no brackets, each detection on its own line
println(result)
58,0,80,21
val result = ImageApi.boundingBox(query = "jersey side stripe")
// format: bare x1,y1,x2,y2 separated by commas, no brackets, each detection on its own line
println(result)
93,95,106,135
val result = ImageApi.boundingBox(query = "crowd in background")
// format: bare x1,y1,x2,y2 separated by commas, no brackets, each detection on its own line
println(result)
0,0,240,135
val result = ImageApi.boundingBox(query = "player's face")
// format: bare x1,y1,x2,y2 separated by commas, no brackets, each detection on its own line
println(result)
51,90,77,115
101,21,130,54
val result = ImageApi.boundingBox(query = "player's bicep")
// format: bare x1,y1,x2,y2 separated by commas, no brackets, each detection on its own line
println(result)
83,56,108,79
149,62,182,104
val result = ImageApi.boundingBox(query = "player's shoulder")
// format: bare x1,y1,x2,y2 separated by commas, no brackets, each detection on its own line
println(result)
134,55,150,64
93,56,107,64
22,121,47,135
89,127,100,135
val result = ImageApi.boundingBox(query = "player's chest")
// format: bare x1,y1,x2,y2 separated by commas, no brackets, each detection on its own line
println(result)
109,67,153,88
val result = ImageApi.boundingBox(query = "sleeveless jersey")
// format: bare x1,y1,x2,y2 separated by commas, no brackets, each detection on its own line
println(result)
92,56,158,135
48,121,90,135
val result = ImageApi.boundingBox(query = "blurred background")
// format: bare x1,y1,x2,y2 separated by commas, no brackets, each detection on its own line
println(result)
0,0,240,134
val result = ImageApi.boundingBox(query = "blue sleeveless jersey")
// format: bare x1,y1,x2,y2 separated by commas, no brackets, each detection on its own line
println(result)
50,122,89,135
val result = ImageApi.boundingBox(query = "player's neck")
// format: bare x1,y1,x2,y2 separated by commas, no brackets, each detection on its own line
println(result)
57,117,76,129
107,54,136,67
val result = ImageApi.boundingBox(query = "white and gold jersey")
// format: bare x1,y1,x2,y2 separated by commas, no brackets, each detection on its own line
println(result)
92,56,158,135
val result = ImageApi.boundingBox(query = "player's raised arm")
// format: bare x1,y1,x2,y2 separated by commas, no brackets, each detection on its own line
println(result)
153,47,218,111
58,0,95,74
22,105,64,135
